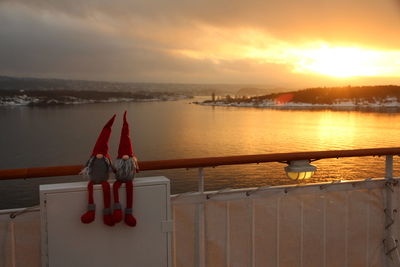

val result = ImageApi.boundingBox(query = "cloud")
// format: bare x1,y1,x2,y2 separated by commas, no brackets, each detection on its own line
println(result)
0,3,219,82
1,0,400,85
5,0,400,47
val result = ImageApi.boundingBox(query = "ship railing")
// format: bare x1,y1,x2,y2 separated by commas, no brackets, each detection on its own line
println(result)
1,147,400,266
1,147,400,192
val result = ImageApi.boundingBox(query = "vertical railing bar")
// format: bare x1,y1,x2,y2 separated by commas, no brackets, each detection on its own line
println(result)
366,193,370,267
345,191,349,267
198,168,204,193
384,155,395,267
195,167,205,267
323,196,327,267
276,198,280,267
201,202,208,266
300,197,304,267
200,203,205,267
194,204,200,267
10,220,16,267
385,155,394,180
172,206,177,267
226,202,230,267
393,177,400,265
250,199,255,267
195,202,205,267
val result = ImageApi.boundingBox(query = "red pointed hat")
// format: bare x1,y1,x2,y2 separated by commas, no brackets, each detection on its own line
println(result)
91,114,116,158
118,111,134,158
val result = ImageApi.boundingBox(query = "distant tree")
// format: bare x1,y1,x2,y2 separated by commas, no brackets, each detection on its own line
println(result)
204,85,400,106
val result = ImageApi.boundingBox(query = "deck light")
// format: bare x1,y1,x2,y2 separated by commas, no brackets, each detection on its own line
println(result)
284,160,316,181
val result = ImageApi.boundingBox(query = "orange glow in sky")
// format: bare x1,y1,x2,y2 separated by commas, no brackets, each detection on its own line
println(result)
242,40,400,79
173,27,400,81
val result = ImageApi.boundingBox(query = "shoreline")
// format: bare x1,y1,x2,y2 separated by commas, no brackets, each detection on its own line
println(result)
0,94,192,106
196,101,400,111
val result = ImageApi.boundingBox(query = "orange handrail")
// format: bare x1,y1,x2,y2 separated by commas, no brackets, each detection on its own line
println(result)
0,147,399,180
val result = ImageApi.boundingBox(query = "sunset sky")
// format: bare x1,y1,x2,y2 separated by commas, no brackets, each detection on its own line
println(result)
1,0,400,87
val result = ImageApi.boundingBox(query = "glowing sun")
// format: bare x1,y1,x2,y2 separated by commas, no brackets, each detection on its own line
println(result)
292,45,400,78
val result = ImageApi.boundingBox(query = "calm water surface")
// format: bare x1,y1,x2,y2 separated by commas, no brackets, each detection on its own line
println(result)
1,98,400,208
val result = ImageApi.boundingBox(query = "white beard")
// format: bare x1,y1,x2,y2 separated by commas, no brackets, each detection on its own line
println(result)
115,158,136,179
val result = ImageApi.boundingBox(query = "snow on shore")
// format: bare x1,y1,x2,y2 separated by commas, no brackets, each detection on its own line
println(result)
199,97,400,109
0,94,189,106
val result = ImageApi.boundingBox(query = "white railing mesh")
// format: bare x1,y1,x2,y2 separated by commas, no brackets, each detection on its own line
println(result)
0,178,399,267
0,210,41,267
171,179,392,267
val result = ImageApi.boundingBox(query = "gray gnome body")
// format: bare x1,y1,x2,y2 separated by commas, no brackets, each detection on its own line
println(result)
86,156,112,184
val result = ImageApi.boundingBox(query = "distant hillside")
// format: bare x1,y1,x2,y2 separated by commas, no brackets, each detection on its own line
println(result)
0,89,190,106
0,75,271,96
201,85,400,109
0,75,190,93
259,85,400,105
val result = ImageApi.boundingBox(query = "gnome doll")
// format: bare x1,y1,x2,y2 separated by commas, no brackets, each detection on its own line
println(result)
80,114,116,226
112,111,139,227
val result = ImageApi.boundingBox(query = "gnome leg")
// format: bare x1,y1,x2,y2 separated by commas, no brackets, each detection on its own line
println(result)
124,180,137,227
81,181,96,224
112,180,123,223
101,181,114,226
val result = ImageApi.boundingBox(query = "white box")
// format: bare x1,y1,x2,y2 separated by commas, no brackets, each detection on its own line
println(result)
40,177,171,267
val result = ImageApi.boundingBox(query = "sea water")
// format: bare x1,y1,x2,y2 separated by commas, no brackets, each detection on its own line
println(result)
1,97,400,208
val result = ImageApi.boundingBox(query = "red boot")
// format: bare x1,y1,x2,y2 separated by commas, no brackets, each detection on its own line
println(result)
81,204,96,224
112,181,123,223
81,182,96,224
124,181,136,227
103,208,114,226
124,209,137,227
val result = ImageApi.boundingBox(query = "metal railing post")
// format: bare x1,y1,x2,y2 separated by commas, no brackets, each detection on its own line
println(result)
198,167,204,193
386,155,393,179
383,155,400,266
195,167,205,267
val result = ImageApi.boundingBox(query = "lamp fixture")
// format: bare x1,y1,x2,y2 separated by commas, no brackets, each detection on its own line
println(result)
284,160,317,181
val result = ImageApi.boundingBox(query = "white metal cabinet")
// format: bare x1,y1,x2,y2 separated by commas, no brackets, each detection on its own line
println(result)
40,176,171,267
